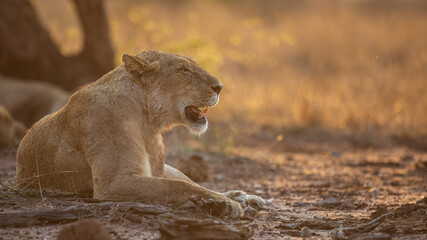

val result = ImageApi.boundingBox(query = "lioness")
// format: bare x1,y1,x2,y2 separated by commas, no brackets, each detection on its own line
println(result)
0,105,15,149
16,51,264,218
0,75,69,127
0,105,26,149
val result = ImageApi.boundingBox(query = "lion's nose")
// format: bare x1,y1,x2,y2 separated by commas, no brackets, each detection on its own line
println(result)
211,83,223,94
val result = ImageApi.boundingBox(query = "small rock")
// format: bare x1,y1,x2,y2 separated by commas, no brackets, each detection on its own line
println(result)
243,206,258,220
57,218,112,240
331,150,342,158
214,174,224,181
330,226,345,240
368,188,381,197
177,155,210,182
316,197,341,207
300,226,313,238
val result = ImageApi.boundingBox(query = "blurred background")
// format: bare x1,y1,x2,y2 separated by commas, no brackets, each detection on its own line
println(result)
1,0,427,151
1,2,426,238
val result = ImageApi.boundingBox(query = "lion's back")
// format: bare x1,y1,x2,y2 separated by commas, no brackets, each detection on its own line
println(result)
16,106,93,195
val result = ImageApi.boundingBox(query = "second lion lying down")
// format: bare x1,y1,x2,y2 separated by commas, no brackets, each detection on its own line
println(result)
16,51,264,218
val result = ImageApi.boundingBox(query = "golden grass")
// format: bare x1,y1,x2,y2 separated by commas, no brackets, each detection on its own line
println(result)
33,0,427,136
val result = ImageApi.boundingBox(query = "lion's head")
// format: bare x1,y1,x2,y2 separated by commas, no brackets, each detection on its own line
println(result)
122,51,222,134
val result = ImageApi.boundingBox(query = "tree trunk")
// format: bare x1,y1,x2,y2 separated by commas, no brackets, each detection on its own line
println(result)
71,0,115,82
0,0,115,91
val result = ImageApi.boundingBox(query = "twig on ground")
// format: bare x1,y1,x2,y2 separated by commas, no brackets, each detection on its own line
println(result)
277,220,339,230
0,206,93,227
0,200,168,227
330,212,390,239
158,217,254,240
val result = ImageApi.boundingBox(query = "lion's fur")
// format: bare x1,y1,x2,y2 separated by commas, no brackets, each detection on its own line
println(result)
0,105,27,149
0,75,69,128
16,51,257,218
0,105,15,149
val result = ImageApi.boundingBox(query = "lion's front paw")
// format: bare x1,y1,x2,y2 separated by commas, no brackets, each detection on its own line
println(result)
223,199,244,219
246,194,266,211
189,196,243,219
222,190,248,207
223,190,266,211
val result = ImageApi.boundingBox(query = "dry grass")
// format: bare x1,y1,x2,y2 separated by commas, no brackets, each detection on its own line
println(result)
33,0,427,137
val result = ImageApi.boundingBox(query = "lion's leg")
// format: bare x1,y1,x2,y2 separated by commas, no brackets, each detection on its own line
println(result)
164,164,266,210
164,164,196,184
94,174,243,218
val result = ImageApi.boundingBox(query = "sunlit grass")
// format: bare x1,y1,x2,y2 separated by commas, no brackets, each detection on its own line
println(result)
32,0,427,137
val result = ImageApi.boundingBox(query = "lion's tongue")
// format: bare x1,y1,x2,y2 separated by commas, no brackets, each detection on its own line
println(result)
188,106,206,119
188,106,200,113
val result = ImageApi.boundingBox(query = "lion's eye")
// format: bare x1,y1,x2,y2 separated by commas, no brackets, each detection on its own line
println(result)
181,68,191,74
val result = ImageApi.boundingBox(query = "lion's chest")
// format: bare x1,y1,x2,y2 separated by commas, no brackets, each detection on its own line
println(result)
145,136,165,177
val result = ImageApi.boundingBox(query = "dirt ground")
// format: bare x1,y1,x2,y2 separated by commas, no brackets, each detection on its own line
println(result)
0,126,426,239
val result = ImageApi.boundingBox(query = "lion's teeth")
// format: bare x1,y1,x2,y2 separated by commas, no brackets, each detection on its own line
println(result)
196,107,209,113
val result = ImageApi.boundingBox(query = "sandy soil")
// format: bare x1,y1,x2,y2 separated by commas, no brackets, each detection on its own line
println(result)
0,127,426,239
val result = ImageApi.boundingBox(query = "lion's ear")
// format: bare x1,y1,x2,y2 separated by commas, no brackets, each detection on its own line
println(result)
122,53,160,79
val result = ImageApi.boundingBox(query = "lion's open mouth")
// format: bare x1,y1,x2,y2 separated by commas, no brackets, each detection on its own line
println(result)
185,106,209,123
